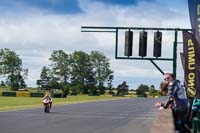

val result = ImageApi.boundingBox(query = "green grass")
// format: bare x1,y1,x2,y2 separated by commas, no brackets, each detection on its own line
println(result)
0,95,128,111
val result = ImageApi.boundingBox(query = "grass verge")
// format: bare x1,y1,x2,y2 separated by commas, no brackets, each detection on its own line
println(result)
0,95,129,111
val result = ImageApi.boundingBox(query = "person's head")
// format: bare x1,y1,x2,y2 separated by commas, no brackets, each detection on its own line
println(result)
160,81,169,95
45,91,50,96
163,73,175,82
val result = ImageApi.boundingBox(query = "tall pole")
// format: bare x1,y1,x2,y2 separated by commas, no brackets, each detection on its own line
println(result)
173,30,178,77
115,29,118,59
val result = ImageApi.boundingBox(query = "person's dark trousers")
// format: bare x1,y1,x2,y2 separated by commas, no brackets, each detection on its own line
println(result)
172,107,190,133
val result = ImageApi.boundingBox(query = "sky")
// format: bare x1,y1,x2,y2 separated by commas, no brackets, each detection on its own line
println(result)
0,0,191,89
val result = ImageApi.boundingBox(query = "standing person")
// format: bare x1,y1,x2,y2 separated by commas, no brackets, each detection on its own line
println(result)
157,73,190,132
159,80,169,96
155,81,170,109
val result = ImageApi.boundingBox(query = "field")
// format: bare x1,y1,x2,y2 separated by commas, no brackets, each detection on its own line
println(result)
0,95,128,111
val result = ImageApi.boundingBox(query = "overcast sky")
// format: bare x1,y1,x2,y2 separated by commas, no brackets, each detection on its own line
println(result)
0,0,191,89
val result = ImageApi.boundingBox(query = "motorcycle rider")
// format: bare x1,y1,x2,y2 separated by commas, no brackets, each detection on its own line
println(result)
43,93,52,109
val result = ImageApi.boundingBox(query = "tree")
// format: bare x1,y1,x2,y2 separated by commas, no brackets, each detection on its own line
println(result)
90,51,113,86
49,50,71,83
116,81,129,95
0,81,5,86
60,82,70,97
136,84,149,96
48,78,60,90
37,66,51,89
148,85,162,97
0,49,28,90
71,51,95,86
107,75,114,90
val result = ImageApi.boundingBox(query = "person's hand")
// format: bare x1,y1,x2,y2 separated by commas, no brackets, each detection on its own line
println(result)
155,102,161,107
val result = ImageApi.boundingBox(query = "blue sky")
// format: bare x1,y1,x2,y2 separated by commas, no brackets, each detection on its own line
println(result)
0,0,156,13
0,0,186,14
0,0,191,89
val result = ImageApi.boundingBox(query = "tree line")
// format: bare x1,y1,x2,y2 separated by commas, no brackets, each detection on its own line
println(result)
36,50,113,95
0,48,161,96
0,49,113,94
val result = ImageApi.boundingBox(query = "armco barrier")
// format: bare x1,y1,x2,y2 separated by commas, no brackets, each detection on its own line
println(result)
16,91,30,97
0,91,45,97
30,92,44,97
150,109,174,133
2,91,16,97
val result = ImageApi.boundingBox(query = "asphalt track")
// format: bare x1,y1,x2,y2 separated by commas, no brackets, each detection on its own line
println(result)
0,97,166,133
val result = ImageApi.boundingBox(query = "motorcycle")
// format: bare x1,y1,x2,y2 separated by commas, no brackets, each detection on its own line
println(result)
43,98,51,113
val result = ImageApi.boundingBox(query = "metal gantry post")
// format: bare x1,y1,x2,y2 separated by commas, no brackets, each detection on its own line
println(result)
173,30,178,77
115,28,118,59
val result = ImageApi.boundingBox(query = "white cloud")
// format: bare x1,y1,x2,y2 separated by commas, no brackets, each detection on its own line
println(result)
0,0,190,88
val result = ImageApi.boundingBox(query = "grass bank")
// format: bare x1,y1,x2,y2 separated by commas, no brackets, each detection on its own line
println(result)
0,95,128,111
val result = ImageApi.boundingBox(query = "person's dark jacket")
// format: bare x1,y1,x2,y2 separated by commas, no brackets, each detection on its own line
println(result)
162,80,188,110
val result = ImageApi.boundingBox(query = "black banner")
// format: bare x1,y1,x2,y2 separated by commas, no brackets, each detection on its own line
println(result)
188,0,200,98
182,31,196,98
188,0,200,46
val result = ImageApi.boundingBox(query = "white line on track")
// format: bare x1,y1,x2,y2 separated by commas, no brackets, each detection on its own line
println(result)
135,117,157,120
0,113,158,120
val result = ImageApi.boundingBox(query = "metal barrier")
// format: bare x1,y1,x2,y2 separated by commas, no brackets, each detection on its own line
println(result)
192,110,200,133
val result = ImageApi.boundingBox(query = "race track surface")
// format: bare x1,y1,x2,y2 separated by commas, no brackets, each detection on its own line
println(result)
0,97,166,133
